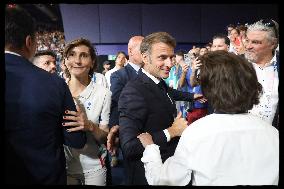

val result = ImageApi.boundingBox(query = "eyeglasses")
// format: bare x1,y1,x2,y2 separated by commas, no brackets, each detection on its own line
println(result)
261,19,278,39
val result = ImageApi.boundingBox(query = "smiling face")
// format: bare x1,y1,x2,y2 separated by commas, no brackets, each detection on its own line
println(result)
142,42,175,79
244,30,276,64
64,45,93,78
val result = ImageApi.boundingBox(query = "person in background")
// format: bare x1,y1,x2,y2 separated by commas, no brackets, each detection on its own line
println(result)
105,51,127,88
183,52,208,124
5,6,86,184
229,28,242,54
205,43,212,52
245,19,279,129
138,51,279,186
91,60,108,89
59,58,71,82
211,34,230,52
168,50,189,118
199,47,208,56
189,34,230,115
62,38,111,185
32,50,57,74
226,24,235,38
102,60,111,75
108,36,144,168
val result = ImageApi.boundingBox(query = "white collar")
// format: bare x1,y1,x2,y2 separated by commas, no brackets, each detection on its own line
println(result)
141,68,160,84
264,53,277,67
128,61,141,72
5,50,22,57
251,53,277,68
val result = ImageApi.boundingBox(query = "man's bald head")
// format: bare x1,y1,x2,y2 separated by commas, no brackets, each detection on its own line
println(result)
128,36,144,66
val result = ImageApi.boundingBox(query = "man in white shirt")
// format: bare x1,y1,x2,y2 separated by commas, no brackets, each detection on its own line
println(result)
245,19,279,126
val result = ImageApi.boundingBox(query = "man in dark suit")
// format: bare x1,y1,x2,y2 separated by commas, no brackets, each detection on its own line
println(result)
107,35,201,153
108,36,144,168
5,7,86,184
109,36,144,136
117,32,189,185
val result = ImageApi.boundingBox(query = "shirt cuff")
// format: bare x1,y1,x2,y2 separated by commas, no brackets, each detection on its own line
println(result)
163,129,171,142
141,144,161,163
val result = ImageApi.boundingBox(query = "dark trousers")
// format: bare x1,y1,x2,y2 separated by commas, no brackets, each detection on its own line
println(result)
105,152,112,185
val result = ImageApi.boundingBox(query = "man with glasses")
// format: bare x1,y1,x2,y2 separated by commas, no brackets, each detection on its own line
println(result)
245,19,279,129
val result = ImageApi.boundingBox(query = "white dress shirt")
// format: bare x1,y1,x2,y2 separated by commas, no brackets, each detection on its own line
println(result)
248,54,279,124
128,61,141,73
141,113,279,186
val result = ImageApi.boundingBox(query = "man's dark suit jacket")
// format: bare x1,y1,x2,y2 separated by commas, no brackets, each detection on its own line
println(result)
5,53,86,184
110,64,194,128
109,63,138,127
118,71,186,185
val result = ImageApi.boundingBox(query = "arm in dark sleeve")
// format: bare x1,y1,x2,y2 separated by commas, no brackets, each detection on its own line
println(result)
109,72,125,127
168,87,194,102
62,82,86,149
118,83,168,160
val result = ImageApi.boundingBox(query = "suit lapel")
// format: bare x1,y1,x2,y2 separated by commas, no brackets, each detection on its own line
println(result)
138,72,175,118
125,64,138,80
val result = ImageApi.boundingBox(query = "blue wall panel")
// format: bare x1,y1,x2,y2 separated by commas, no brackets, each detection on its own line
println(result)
99,4,141,43
142,4,201,43
60,4,278,54
60,4,100,43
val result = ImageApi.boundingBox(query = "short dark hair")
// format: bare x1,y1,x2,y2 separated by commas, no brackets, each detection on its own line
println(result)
140,32,176,54
237,25,247,32
5,7,36,49
227,24,235,29
34,50,57,59
175,49,187,59
64,38,97,77
103,60,111,65
212,34,230,46
199,51,262,114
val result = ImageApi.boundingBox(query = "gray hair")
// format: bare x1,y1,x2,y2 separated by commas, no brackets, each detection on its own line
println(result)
247,20,278,44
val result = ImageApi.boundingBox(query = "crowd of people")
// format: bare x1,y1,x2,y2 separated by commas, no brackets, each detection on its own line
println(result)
5,6,279,186
35,25,66,70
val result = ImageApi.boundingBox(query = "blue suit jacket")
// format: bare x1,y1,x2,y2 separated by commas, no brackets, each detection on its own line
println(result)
109,63,138,127
5,53,86,184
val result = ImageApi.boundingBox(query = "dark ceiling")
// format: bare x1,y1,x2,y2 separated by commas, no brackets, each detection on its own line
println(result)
15,4,63,30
